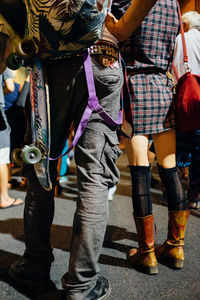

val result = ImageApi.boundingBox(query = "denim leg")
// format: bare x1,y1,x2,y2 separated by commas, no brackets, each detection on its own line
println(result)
64,56,123,300
189,130,200,185
21,57,87,270
188,130,200,202
64,126,121,299
23,173,55,270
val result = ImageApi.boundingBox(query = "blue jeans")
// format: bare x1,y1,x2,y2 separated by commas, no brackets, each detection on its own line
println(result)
22,54,123,299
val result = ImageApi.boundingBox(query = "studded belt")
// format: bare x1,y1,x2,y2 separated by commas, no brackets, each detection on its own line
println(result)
44,41,119,66
89,40,119,61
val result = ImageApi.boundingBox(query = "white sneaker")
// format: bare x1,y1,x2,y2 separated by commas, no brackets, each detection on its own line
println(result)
108,185,117,201
188,201,200,209
59,176,68,183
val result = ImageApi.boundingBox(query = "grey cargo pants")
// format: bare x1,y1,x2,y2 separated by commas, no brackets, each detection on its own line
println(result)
22,54,123,299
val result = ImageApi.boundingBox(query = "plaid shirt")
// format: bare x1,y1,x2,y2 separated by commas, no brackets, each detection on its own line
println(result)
120,0,180,134
121,0,179,71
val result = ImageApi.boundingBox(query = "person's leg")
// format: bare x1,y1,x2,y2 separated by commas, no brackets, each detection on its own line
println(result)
154,129,186,211
147,139,159,187
0,162,22,207
62,55,123,299
188,130,200,209
0,162,12,199
0,112,22,207
9,58,84,291
9,169,56,291
63,126,121,299
154,129,189,268
0,30,12,74
124,132,158,275
125,134,152,216
7,163,12,188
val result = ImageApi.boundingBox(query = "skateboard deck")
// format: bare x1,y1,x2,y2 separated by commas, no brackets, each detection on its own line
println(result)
30,59,52,191
7,40,52,191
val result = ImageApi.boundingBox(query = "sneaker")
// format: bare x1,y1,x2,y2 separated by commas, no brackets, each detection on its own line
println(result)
188,201,200,209
187,185,200,210
59,175,68,183
83,276,111,300
63,275,111,300
9,261,52,292
108,185,117,201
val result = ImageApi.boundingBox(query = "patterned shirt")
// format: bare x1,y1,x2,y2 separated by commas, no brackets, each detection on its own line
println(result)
24,0,111,58
172,28,200,84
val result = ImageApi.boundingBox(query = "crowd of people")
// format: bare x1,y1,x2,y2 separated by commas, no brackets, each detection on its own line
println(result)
0,50,23,208
0,0,199,299
172,11,200,209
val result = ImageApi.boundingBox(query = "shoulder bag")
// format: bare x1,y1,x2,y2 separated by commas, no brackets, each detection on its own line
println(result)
172,1,200,132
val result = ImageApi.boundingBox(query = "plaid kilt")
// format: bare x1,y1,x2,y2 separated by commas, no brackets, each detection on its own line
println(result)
128,73,175,135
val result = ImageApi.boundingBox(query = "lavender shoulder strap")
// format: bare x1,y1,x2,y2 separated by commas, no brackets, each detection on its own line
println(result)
50,49,122,160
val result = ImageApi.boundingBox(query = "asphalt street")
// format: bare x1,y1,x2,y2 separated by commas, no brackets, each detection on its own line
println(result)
0,151,199,300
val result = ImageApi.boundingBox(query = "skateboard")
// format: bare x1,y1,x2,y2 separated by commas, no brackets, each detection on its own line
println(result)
7,39,52,191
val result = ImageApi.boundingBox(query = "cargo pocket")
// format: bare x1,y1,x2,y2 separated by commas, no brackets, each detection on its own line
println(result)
101,131,122,187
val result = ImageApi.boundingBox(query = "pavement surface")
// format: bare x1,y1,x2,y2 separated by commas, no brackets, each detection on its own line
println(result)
0,151,199,300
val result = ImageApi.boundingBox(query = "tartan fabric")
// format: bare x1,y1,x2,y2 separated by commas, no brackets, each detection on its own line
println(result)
121,0,179,135
128,73,175,134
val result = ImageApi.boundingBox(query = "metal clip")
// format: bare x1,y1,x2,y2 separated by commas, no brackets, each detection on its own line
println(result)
184,62,191,73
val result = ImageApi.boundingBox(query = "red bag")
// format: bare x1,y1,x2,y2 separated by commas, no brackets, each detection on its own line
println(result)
173,1,200,132
175,72,200,132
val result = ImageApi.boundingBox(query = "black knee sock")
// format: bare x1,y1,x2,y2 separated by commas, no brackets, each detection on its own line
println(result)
158,164,186,211
130,166,152,217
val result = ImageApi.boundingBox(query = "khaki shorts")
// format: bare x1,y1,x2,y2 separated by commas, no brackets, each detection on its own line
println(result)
0,147,10,164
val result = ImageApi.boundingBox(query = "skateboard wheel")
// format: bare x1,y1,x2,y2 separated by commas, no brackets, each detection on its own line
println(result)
21,146,42,164
17,39,37,58
12,148,23,165
6,53,23,70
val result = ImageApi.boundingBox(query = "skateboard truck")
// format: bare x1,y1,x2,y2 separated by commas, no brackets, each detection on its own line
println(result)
12,145,42,165
9,41,52,190
6,39,37,70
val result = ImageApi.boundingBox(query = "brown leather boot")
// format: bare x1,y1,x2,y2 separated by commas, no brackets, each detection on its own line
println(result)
127,214,158,275
156,210,189,269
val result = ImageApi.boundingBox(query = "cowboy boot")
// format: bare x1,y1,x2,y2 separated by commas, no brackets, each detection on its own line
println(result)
156,210,190,269
127,214,158,275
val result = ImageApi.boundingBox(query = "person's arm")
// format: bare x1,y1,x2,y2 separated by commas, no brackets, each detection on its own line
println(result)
0,22,12,74
105,0,157,42
3,78,15,94
2,67,15,94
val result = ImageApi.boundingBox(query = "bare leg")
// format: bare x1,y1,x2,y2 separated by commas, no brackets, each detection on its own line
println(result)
7,163,12,188
153,129,176,168
124,134,149,166
0,164,22,207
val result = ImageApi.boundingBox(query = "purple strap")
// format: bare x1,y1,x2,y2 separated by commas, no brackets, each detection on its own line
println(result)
50,49,122,160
